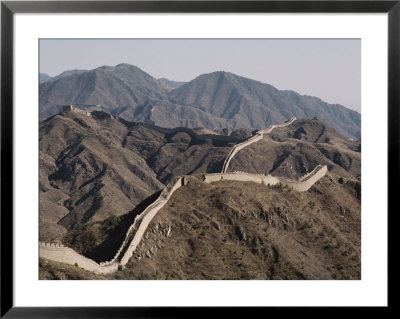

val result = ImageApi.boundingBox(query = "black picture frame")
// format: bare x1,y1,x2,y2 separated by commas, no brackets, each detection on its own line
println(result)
1,0,397,317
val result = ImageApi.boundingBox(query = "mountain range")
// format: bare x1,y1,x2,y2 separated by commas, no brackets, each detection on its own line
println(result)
39,63,361,138
39,109,360,242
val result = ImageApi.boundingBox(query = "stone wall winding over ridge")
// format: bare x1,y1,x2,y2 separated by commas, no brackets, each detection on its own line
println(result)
39,116,327,275
260,117,297,135
39,177,184,275
203,165,327,192
119,177,183,265
39,166,327,274
221,134,263,173
221,117,296,173
280,165,328,191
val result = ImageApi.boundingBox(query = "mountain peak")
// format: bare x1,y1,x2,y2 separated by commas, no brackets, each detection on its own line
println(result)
115,63,143,71
203,70,230,78
91,63,144,74
116,63,131,68
93,65,115,72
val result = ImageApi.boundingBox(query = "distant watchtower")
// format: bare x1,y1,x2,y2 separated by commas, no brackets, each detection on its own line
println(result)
63,104,74,112
63,104,91,116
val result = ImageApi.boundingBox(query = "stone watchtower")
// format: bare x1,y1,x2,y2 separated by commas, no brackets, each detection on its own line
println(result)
62,104,91,116
63,104,74,112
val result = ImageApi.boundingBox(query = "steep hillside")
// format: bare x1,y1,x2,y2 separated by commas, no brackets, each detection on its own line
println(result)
124,173,361,280
39,110,235,241
228,118,361,180
49,172,360,280
39,64,361,138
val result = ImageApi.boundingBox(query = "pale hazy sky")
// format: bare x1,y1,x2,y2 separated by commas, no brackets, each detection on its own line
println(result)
40,39,361,112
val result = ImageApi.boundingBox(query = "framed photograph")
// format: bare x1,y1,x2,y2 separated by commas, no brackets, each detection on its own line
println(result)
1,0,396,316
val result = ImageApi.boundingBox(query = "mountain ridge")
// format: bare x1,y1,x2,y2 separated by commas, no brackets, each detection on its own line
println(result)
39,63,361,138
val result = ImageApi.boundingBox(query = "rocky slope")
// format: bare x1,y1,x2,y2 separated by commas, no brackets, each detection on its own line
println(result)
129,174,360,280
39,63,361,138
47,172,361,280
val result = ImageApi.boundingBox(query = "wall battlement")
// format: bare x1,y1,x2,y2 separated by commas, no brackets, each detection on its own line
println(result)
39,241,64,248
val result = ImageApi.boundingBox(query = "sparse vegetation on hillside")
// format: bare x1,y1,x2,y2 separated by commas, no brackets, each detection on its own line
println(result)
44,172,361,280
39,258,107,280
121,173,360,280
39,107,361,281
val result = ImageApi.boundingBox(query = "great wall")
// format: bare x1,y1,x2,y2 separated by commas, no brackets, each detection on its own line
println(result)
221,117,296,173
203,165,327,192
39,242,119,274
39,110,328,274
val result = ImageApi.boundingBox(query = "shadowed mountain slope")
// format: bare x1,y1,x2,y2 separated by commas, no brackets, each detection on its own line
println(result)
39,111,164,241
